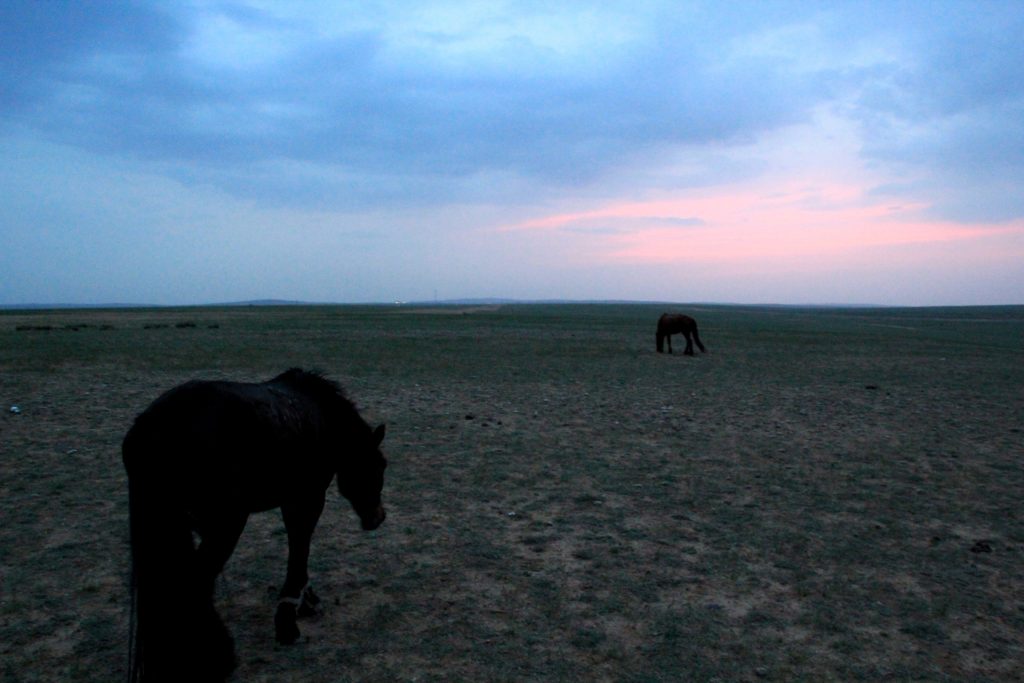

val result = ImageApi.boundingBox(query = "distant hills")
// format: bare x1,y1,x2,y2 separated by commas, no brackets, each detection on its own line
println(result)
5,299,1018,311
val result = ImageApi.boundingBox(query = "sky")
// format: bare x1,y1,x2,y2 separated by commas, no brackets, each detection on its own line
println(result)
2,1,1023,306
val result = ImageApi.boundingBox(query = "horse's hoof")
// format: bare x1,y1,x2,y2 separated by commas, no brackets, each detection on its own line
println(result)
275,620,300,645
298,586,321,617
275,603,301,645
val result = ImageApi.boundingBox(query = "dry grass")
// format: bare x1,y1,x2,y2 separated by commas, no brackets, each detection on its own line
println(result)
1,304,1022,681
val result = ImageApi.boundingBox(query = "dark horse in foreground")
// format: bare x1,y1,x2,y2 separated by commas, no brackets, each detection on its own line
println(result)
123,369,388,682
656,313,707,355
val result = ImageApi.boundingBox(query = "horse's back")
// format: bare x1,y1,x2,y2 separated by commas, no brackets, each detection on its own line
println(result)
131,378,309,436
126,381,252,453
658,313,695,330
123,378,324,497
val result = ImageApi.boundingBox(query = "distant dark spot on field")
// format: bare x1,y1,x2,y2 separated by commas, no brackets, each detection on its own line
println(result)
401,305,503,315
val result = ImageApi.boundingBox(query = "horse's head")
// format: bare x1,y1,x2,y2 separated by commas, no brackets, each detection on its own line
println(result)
337,424,388,530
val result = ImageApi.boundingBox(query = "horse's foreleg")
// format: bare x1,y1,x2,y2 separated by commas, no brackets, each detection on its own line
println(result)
275,496,326,644
279,498,324,601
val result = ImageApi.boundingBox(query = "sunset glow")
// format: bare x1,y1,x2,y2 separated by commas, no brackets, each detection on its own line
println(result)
502,184,1021,265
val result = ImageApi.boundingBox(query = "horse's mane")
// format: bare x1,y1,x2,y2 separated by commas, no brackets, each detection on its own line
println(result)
271,368,355,411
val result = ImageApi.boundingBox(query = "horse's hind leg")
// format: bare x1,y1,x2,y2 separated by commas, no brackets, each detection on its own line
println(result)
276,496,326,644
194,512,248,595
192,512,248,675
682,331,695,355
693,328,706,352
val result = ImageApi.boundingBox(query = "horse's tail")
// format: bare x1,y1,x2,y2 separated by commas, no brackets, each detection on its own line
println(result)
127,465,142,683
124,427,235,683
691,321,706,352
656,331,665,353
127,457,196,682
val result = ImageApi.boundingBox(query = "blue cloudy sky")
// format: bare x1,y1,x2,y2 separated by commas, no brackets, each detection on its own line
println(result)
2,0,1022,306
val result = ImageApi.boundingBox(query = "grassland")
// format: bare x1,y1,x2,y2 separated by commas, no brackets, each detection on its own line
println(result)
1,303,1022,682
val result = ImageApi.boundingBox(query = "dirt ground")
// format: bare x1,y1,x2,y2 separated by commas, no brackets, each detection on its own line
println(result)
1,304,1022,681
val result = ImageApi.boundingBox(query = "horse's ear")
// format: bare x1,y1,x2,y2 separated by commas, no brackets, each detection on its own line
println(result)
372,424,385,446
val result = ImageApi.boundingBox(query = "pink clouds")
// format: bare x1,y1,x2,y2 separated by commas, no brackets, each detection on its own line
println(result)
498,181,1023,269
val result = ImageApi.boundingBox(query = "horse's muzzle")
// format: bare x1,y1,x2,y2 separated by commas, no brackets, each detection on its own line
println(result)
360,505,386,530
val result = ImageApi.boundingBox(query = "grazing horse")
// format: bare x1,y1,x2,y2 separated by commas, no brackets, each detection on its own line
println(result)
656,313,706,355
123,368,388,682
